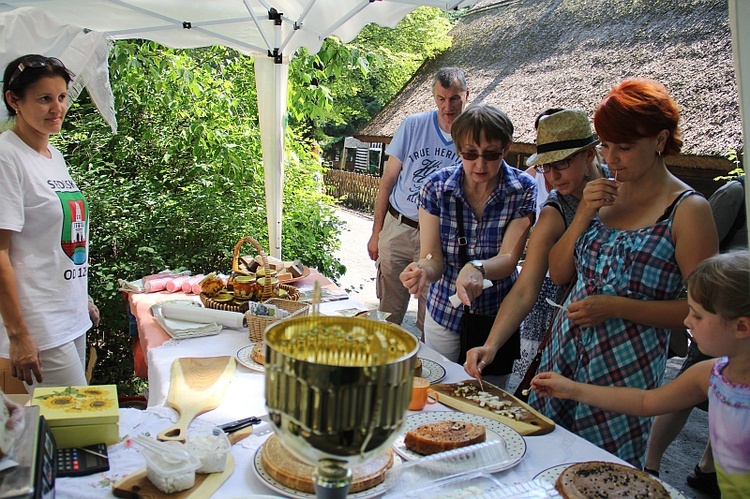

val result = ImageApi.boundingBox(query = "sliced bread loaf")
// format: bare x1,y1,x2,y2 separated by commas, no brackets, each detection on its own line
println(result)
404,420,486,455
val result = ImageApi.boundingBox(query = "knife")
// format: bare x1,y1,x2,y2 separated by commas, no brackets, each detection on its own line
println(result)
217,416,263,434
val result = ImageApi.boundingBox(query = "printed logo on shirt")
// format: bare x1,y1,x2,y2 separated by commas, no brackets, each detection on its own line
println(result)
406,148,460,205
52,185,88,265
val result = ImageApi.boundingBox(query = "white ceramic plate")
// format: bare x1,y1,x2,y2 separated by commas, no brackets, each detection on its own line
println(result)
252,445,397,499
392,411,526,473
419,357,446,384
236,343,265,373
533,463,687,498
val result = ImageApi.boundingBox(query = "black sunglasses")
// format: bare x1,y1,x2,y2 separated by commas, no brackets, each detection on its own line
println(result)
7,56,64,87
534,150,585,174
460,150,504,161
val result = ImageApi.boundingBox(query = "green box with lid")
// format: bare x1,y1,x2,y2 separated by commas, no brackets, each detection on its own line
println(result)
31,385,119,448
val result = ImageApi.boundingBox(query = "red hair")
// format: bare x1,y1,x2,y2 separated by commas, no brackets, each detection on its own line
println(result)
594,79,683,155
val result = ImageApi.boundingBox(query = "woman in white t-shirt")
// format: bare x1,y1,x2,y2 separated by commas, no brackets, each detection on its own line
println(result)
0,54,98,392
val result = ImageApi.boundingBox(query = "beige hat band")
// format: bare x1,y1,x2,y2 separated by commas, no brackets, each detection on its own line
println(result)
536,136,597,155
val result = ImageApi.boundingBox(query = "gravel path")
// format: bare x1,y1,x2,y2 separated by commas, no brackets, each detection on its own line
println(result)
333,206,713,498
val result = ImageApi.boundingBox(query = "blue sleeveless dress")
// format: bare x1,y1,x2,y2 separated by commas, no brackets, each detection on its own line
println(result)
529,191,695,467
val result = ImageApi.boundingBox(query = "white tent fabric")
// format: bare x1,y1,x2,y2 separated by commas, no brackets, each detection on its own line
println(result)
0,0,474,257
728,0,750,251
0,7,116,132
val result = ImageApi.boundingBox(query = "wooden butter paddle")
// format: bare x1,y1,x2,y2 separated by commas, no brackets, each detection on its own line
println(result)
157,356,237,442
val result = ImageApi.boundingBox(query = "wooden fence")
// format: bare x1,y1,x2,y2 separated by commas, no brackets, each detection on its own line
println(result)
324,169,379,213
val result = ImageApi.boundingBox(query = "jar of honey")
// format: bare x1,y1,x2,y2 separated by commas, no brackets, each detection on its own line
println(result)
233,275,258,300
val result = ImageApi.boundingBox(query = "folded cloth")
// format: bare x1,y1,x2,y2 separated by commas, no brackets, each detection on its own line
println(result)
161,303,246,328
153,315,221,339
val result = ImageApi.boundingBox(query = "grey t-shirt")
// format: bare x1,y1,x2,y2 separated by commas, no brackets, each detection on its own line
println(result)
709,177,747,251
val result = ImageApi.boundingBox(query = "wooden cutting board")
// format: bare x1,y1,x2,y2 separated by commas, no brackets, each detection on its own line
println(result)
431,379,555,436
157,356,237,442
112,426,252,498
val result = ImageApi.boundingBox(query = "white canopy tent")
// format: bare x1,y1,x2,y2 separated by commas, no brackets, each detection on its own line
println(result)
729,0,750,252
0,0,474,258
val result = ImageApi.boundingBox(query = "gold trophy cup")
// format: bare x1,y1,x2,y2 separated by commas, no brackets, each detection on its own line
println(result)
265,316,418,498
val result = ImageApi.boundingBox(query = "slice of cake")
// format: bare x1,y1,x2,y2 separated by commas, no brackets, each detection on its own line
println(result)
404,420,486,455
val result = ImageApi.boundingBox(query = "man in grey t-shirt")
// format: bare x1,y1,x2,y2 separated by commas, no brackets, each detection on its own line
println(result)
367,68,469,333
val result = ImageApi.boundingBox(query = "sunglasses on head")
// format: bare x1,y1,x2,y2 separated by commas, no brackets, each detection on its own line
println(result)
460,150,504,161
7,56,64,87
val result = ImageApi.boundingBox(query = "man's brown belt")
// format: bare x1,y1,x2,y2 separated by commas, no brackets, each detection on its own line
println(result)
388,204,419,229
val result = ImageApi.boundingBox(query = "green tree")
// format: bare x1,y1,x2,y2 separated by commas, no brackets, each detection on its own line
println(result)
56,41,343,392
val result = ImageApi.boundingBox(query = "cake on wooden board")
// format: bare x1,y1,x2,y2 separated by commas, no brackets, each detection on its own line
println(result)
555,461,670,498
431,380,555,436
261,433,393,493
404,420,486,455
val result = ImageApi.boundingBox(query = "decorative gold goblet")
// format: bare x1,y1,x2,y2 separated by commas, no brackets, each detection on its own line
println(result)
264,316,418,498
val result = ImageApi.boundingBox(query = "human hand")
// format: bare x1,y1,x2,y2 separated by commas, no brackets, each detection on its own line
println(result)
530,372,578,399
9,335,42,384
463,346,496,379
567,295,613,327
0,392,24,430
579,178,621,216
399,262,427,296
455,265,485,306
88,298,100,327
367,233,379,261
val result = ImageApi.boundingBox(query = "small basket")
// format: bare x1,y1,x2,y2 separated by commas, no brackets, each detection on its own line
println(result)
246,298,310,342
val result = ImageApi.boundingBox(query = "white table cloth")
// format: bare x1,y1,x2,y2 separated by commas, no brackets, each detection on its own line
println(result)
56,307,629,498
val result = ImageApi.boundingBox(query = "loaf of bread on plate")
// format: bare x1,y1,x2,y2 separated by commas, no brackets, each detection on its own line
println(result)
555,461,669,499
404,420,486,455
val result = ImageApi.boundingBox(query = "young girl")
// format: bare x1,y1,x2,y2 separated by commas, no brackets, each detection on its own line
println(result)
531,250,750,497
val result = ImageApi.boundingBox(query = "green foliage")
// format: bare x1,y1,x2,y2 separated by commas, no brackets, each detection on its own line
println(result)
289,7,454,146
56,41,343,393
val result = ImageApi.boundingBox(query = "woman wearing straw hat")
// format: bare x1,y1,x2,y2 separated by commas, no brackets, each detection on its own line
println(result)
464,109,607,384
528,79,718,468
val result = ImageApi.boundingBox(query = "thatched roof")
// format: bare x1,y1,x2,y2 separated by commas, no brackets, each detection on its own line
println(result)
357,0,740,185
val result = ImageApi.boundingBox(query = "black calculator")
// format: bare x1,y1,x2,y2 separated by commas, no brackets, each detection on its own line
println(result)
56,443,110,477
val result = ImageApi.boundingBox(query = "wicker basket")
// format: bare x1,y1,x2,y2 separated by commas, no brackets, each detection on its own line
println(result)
246,298,310,342
201,236,300,313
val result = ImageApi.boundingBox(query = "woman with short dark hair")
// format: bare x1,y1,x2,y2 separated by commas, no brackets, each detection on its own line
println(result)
400,104,536,386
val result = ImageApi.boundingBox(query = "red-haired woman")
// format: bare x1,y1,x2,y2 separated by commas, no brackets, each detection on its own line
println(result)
528,79,718,468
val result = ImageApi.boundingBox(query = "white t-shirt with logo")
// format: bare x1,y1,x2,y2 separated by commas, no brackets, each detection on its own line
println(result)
386,110,459,220
0,131,91,354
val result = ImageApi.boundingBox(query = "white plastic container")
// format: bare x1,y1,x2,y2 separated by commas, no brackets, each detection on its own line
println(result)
135,438,201,494
187,428,230,473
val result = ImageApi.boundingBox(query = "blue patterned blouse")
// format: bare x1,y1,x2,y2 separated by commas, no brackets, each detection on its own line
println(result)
419,161,537,333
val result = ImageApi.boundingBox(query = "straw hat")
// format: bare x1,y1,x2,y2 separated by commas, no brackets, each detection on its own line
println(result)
526,109,599,166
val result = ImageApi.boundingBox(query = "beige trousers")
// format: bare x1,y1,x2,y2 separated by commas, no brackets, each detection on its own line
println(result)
376,211,426,333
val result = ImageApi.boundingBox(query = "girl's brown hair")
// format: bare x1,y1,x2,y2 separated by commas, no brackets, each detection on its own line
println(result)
594,78,683,155
686,250,750,320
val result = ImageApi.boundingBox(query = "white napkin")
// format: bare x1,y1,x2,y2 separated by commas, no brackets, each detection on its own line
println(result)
161,303,246,328
152,315,222,339
449,279,494,308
